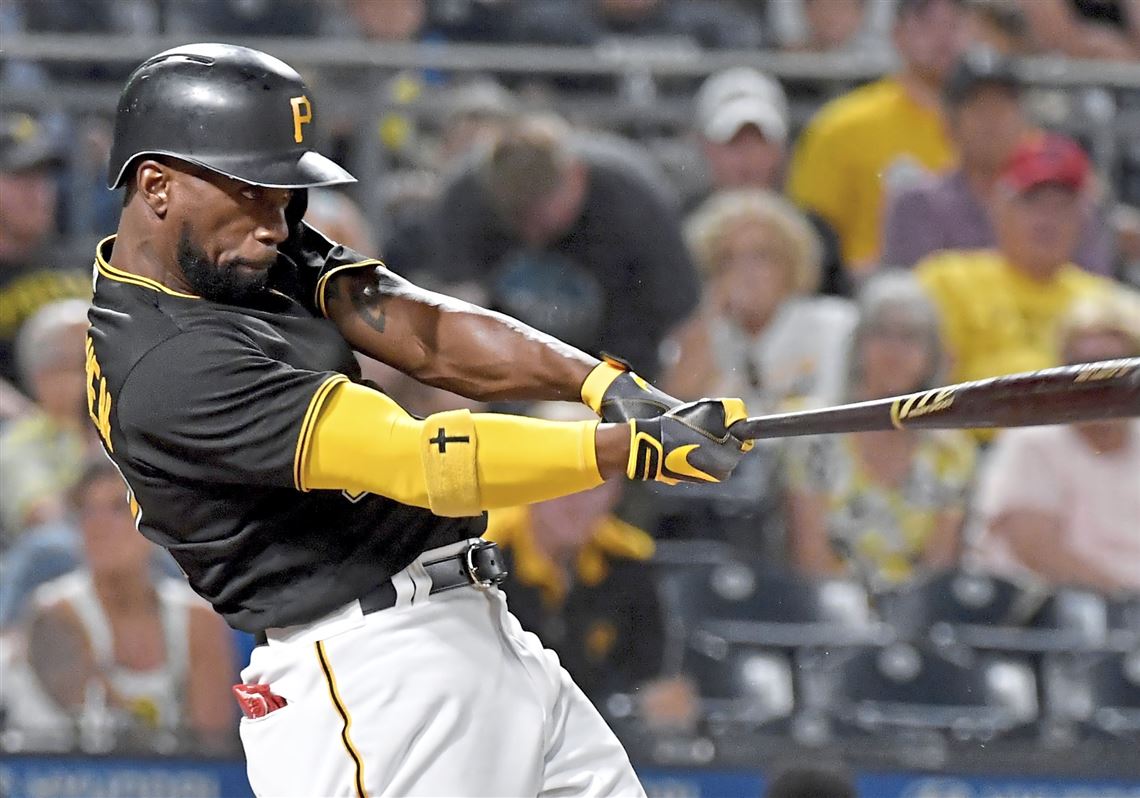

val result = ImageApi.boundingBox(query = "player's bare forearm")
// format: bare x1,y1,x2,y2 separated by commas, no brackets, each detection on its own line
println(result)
326,267,599,401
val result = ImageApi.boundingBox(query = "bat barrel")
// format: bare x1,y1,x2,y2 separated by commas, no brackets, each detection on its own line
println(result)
729,358,1140,441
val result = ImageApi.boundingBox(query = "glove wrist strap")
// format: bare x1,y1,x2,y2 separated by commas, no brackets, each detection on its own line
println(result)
581,358,628,413
627,418,663,481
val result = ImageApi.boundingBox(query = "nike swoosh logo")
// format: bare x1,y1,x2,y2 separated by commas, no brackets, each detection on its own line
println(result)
663,444,717,483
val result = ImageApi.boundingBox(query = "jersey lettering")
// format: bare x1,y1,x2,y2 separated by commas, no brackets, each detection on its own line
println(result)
290,95,312,144
85,334,114,451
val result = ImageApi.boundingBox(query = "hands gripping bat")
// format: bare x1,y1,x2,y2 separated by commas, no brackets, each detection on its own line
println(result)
728,359,1140,441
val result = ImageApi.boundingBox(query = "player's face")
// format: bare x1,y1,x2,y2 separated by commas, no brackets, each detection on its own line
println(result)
165,164,293,303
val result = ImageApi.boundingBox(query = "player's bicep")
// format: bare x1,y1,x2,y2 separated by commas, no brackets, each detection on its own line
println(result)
118,330,347,489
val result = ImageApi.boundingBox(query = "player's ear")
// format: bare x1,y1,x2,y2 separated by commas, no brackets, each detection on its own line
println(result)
135,159,172,218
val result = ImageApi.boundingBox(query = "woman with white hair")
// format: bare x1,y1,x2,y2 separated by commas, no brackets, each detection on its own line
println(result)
0,299,101,544
662,189,856,413
971,290,1140,592
784,271,977,591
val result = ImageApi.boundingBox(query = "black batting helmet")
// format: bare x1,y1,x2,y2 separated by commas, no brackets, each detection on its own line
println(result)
108,42,355,190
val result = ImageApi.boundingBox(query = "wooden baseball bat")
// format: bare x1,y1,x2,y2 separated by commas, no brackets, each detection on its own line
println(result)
728,358,1140,441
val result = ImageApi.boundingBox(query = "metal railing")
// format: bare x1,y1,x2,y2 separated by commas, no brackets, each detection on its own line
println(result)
3,33,1138,240
3,33,1140,88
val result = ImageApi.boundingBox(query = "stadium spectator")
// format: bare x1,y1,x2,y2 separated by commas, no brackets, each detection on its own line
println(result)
784,272,977,592
0,300,99,545
485,403,695,730
8,458,235,749
786,0,972,274
1117,203,1140,286
662,189,855,413
765,763,859,798
692,67,789,201
972,290,1140,592
768,0,895,54
166,0,321,37
437,76,520,166
916,132,1119,385
683,66,848,294
1013,0,1140,59
510,0,763,50
14,0,157,80
0,373,33,420
882,49,1116,275
302,188,378,257
338,0,431,41
429,0,524,43
426,114,700,379
963,0,1034,53
373,78,519,281
0,111,89,385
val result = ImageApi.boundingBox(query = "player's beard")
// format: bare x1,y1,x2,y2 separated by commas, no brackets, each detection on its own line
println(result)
176,223,272,304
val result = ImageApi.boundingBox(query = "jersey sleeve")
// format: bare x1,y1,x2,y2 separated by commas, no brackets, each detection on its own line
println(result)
274,222,385,319
116,326,347,490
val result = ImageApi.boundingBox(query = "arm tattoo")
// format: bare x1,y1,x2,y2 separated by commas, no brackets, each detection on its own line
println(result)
341,273,389,333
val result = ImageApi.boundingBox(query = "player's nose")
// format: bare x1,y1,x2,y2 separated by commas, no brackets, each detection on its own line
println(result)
253,199,291,247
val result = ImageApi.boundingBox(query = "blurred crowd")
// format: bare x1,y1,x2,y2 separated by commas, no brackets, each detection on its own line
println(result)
1,0,1139,761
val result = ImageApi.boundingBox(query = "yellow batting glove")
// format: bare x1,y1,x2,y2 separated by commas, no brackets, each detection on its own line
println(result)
581,354,681,423
627,398,752,486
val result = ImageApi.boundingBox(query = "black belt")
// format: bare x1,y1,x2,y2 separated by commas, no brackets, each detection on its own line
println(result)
253,540,508,646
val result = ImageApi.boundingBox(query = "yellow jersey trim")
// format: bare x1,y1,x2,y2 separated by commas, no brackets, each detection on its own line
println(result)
315,641,368,798
314,260,384,318
293,374,350,491
94,235,201,299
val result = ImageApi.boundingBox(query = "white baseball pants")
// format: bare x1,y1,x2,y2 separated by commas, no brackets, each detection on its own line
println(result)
238,540,647,798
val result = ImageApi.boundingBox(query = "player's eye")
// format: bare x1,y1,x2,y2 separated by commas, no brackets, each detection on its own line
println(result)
240,186,261,201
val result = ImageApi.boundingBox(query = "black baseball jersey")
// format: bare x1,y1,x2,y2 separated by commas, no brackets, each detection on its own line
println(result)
85,231,483,632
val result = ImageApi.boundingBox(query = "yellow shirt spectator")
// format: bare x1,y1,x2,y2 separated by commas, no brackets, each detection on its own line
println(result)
916,249,1114,384
787,77,955,269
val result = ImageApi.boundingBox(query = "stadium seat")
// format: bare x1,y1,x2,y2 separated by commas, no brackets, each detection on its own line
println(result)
878,570,1108,653
811,643,1039,741
687,560,885,649
649,539,739,672
681,639,796,732
1105,593,1140,634
1043,649,1140,740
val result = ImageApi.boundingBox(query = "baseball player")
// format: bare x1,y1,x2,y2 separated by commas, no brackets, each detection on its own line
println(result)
85,43,750,797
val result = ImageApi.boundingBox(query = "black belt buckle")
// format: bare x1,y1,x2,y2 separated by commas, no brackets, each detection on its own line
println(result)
464,540,508,589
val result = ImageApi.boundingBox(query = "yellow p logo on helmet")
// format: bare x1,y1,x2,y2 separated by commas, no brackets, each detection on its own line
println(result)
290,95,312,144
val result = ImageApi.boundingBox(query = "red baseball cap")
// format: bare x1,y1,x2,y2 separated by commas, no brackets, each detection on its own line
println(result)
999,132,1090,194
